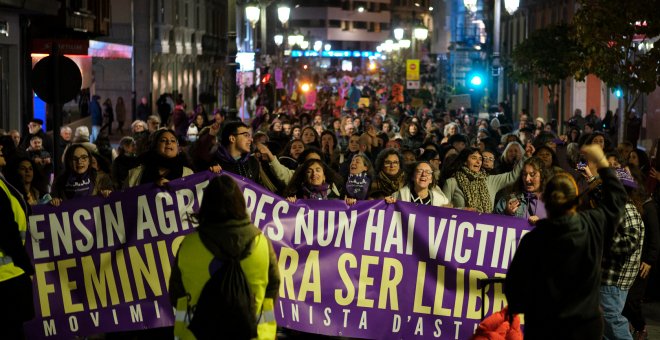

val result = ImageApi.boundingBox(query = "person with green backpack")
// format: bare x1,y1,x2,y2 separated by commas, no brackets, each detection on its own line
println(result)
169,175,280,339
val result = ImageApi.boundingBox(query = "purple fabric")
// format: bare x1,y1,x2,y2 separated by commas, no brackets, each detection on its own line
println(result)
24,172,532,339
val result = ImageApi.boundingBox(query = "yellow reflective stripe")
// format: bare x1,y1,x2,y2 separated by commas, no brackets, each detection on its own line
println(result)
258,309,276,324
175,309,190,323
0,256,13,266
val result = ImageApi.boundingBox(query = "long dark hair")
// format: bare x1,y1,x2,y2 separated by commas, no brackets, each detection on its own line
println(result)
139,129,190,184
193,175,248,225
52,144,97,196
282,159,344,198
4,156,49,198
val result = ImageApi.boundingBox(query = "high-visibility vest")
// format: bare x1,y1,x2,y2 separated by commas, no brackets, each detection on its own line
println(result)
0,178,28,282
173,232,277,340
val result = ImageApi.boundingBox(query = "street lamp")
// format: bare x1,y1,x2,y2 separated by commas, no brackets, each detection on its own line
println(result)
277,3,291,26
300,40,309,50
399,39,411,49
504,0,520,15
413,23,429,41
245,1,261,28
274,34,284,47
393,28,404,41
324,43,331,52
463,0,478,13
313,40,323,52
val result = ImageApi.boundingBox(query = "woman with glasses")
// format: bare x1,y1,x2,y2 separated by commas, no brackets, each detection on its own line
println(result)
125,129,193,188
50,144,113,206
385,161,449,207
369,148,406,198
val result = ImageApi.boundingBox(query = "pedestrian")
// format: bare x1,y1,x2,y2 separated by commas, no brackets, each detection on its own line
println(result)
100,98,114,136
89,95,102,143
505,144,627,339
49,144,113,206
124,129,193,188
169,175,280,339
115,96,127,135
0,144,35,339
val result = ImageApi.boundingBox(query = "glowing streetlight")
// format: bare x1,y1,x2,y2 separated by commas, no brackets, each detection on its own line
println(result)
399,39,411,49
277,3,291,25
313,40,323,52
393,28,404,41
245,1,261,28
413,23,428,41
463,0,478,13
274,34,284,47
504,0,520,15
324,43,331,51
300,40,309,50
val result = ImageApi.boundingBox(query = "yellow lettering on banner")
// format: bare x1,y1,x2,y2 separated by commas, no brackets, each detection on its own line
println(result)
357,255,379,308
81,253,120,310
171,235,185,257
58,258,84,313
114,249,134,302
432,265,451,316
378,257,402,310
335,253,357,306
466,270,488,319
453,268,465,318
35,262,56,317
128,244,162,299
297,250,321,303
278,247,299,299
413,261,431,314
492,273,507,314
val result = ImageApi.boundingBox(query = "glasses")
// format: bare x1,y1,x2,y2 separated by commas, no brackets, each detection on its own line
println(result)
72,155,89,163
384,160,400,167
483,156,495,162
234,131,252,139
416,169,433,176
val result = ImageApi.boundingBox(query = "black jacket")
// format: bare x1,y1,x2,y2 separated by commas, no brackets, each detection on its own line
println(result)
505,168,627,339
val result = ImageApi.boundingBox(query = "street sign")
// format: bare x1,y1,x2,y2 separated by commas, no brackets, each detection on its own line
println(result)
406,59,420,81
406,80,420,89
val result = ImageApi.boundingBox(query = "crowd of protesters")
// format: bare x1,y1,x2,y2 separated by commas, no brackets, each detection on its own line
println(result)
1,82,660,339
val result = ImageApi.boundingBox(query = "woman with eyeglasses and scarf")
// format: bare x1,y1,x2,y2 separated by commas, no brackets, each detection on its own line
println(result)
50,144,113,206
385,161,449,207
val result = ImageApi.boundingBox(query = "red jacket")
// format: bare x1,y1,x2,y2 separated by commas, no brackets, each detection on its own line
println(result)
471,307,523,340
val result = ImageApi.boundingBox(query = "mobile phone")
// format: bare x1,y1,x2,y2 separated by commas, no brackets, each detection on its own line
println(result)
576,162,588,172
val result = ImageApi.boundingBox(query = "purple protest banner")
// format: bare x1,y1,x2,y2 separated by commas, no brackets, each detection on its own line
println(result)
24,171,531,339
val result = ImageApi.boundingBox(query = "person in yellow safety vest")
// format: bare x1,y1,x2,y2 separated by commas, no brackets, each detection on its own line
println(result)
0,143,35,339
169,175,280,340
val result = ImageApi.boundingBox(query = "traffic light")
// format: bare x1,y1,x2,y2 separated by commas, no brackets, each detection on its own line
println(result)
614,88,623,98
467,69,486,89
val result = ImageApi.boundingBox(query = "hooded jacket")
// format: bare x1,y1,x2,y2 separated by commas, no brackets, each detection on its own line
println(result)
170,218,280,340
505,168,626,339
214,145,261,184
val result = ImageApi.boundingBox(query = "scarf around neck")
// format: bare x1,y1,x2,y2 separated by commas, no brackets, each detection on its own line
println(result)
302,182,330,200
377,171,404,196
64,172,94,199
346,172,371,200
455,166,491,212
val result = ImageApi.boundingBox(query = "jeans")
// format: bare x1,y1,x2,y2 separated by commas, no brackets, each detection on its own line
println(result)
601,285,632,340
